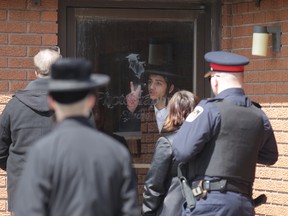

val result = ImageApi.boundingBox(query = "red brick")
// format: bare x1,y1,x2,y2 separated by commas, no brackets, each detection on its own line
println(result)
0,0,26,9
270,0,284,9
276,83,288,94
0,81,8,92
221,3,232,15
241,13,254,25
231,14,243,26
233,2,249,14
9,10,40,21
231,37,252,49
41,11,58,22
10,35,41,45
0,10,7,20
0,46,26,57
28,46,47,57
222,26,231,38
259,0,273,10
0,22,26,33
0,34,8,44
8,58,33,69
28,23,58,34
28,0,58,10
265,59,288,70
270,95,288,104
263,83,277,94
42,35,58,45
0,58,8,67
0,69,27,80
253,12,266,23
10,81,29,92
27,70,37,80
232,26,253,37
222,15,230,27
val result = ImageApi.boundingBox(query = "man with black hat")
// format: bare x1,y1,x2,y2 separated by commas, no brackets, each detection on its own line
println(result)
173,51,278,215
15,58,139,216
124,39,177,133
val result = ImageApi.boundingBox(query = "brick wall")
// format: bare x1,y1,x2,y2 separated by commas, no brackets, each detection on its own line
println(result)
222,0,288,215
0,0,58,214
0,0,287,215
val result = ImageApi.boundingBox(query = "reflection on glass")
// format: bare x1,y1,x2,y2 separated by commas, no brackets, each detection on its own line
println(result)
76,10,194,133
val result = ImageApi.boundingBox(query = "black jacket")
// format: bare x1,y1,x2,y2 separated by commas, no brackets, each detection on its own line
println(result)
0,78,55,211
15,117,139,216
142,131,185,216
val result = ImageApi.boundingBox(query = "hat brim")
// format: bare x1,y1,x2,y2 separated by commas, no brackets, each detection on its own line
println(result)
48,74,110,92
144,69,179,77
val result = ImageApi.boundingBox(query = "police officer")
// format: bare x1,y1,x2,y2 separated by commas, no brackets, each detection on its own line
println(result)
173,51,278,216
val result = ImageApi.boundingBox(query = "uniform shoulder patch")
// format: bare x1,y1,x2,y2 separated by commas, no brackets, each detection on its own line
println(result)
186,106,203,122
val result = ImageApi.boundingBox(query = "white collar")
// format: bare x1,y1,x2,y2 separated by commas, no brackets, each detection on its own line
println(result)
154,106,169,133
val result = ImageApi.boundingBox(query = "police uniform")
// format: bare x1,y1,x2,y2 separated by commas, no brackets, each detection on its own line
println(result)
173,51,278,216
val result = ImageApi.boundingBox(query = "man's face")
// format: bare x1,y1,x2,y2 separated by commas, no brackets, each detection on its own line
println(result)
147,74,168,101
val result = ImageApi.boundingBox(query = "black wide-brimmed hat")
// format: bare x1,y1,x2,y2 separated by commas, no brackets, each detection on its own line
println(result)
143,38,178,78
48,58,110,92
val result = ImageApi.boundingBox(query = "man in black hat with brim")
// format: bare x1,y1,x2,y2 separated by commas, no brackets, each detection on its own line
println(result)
124,39,179,133
15,58,139,216
173,51,278,216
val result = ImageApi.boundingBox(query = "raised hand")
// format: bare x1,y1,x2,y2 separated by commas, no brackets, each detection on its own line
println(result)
126,81,141,113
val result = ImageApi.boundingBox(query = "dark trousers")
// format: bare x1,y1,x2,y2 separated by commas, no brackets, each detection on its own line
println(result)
182,191,255,216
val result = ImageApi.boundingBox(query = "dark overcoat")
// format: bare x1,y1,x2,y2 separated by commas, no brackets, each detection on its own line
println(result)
142,131,185,216
15,117,139,216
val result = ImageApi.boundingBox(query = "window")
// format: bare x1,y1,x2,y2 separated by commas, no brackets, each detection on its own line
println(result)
61,6,214,134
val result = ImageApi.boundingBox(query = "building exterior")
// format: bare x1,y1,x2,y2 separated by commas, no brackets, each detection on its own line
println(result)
0,0,287,215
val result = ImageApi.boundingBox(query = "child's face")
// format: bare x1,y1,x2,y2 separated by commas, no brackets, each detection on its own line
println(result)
147,74,168,101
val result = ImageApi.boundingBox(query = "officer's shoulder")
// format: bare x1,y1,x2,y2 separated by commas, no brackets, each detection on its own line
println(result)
199,98,223,106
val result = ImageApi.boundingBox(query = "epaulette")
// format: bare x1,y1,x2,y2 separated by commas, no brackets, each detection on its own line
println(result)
206,98,224,103
252,101,262,109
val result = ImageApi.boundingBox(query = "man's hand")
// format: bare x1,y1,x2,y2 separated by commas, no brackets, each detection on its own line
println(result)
126,81,141,113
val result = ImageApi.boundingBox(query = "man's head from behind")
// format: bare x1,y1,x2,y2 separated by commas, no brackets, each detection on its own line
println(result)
48,58,110,122
204,51,249,95
34,47,62,78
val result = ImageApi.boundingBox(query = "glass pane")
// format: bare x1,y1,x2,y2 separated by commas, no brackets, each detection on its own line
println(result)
76,9,196,133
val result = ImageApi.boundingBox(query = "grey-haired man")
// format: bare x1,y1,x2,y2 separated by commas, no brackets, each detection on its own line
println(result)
0,48,61,214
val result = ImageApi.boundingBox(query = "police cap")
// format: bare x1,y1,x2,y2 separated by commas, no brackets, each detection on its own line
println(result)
204,51,249,78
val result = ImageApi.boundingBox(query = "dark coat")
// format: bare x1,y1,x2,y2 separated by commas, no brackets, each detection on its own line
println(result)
15,117,139,216
0,78,55,211
0,78,97,211
142,131,185,216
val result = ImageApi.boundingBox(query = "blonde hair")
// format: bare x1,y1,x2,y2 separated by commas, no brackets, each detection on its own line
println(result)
34,48,62,76
163,90,199,132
